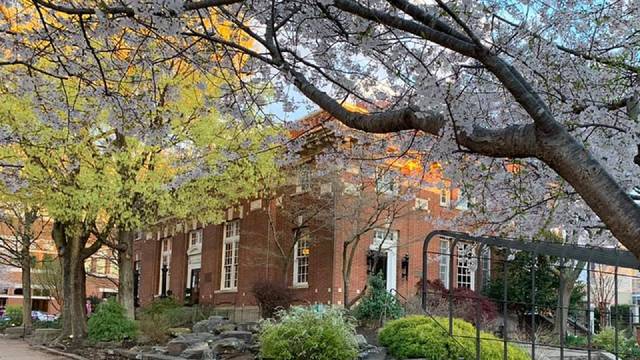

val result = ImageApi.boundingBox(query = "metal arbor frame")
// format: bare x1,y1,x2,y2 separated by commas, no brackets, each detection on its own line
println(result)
421,230,640,360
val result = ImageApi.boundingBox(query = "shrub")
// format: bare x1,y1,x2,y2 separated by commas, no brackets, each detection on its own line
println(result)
137,298,221,343
420,279,497,324
594,327,640,359
88,298,137,342
259,307,359,360
5,305,23,326
353,273,404,324
565,334,587,348
252,280,293,318
378,316,529,360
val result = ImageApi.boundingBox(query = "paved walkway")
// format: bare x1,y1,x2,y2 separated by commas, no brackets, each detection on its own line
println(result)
0,337,67,359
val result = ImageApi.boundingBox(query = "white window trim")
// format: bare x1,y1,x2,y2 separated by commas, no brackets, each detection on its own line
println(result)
220,220,240,291
295,166,312,193
293,236,310,286
456,243,475,290
376,172,399,195
439,187,451,207
188,229,203,251
439,238,450,289
158,238,172,295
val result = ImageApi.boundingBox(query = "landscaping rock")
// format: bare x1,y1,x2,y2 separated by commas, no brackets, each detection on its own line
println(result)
211,337,246,354
192,315,230,334
236,322,260,333
213,322,237,334
358,346,391,360
220,353,255,360
180,342,211,359
219,330,253,343
168,327,191,337
31,328,62,345
355,334,368,349
4,326,25,339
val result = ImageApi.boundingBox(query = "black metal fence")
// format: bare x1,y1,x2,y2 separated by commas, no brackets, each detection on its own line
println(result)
419,230,640,360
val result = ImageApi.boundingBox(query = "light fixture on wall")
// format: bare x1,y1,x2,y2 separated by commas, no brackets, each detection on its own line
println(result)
401,254,409,280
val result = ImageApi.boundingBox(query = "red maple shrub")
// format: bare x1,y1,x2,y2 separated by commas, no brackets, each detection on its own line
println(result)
417,279,498,324
252,280,293,318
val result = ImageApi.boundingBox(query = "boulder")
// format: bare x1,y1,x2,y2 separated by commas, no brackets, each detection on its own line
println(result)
180,342,211,359
220,353,256,360
358,346,391,360
168,327,191,337
4,327,25,339
31,328,62,345
211,337,246,354
236,322,260,333
193,316,230,334
166,333,215,356
355,334,368,349
213,322,237,334
219,330,253,343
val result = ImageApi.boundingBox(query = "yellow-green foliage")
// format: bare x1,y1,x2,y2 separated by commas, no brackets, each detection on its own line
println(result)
0,71,283,231
378,316,530,360
259,307,359,360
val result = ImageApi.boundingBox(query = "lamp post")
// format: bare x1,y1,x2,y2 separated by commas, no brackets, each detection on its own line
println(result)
160,264,168,298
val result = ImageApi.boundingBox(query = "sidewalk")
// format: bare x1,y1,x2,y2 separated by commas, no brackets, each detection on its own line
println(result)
0,337,67,359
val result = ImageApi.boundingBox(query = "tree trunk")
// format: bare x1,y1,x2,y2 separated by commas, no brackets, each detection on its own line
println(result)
53,223,89,345
553,263,584,336
343,242,351,309
21,248,32,336
117,229,135,320
554,277,574,337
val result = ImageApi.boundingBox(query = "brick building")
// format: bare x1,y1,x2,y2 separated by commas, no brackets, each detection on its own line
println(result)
134,114,488,320
0,221,119,314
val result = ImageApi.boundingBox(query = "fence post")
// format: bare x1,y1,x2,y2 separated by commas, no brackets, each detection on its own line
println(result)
531,254,537,360
475,245,482,360
502,251,508,360
587,262,592,360
615,265,619,360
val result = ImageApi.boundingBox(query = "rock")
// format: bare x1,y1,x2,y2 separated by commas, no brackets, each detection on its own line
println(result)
221,353,255,360
193,316,232,334
4,327,25,339
358,346,390,360
219,330,253,343
180,342,211,359
355,334,368,349
31,328,62,345
214,322,237,334
236,322,260,333
168,327,191,337
211,337,246,354
166,340,189,356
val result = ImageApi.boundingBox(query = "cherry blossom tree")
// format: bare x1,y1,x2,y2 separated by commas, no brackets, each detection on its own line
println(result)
2,0,637,261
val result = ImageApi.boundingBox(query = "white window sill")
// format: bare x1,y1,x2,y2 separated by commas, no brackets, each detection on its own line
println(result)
215,289,238,294
290,283,309,289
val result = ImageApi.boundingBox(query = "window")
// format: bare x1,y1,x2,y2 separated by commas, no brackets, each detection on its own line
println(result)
221,220,240,290
376,172,398,195
95,258,107,274
372,228,398,250
414,198,430,211
297,166,312,193
134,231,142,241
189,229,202,248
14,288,23,295
439,239,450,289
158,238,172,294
481,247,490,290
439,187,451,207
293,232,310,285
457,243,474,289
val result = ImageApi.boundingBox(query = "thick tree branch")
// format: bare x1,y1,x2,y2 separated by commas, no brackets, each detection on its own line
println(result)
458,124,538,158
31,0,242,16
